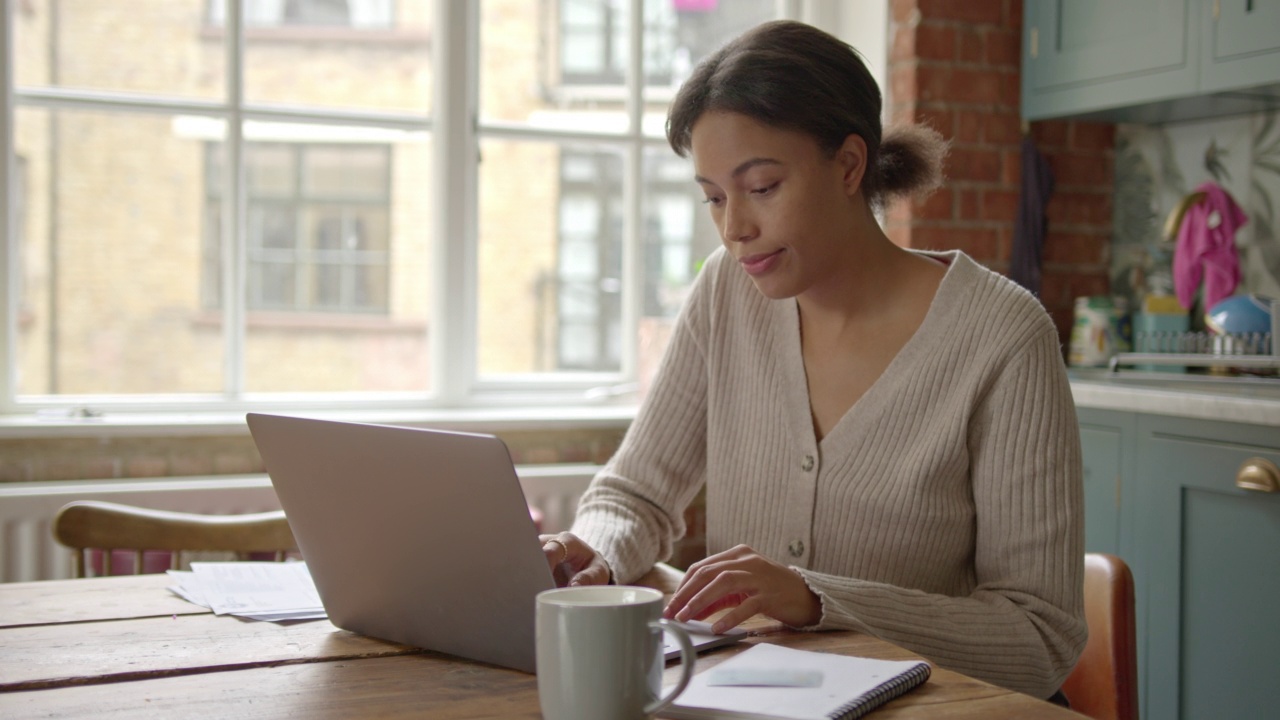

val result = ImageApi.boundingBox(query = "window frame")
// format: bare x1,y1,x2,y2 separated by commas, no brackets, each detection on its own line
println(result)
0,0,817,419
204,141,394,316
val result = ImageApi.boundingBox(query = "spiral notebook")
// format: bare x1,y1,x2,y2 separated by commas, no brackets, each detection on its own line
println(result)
664,643,931,720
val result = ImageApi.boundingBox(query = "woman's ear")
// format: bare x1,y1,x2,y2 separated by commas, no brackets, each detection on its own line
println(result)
836,134,868,197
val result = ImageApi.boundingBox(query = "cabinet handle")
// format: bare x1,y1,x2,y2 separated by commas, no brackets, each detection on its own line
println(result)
1236,457,1280,493
1029,27,1038,59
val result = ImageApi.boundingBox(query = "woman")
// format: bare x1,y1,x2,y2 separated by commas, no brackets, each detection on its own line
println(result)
540,19,1085,700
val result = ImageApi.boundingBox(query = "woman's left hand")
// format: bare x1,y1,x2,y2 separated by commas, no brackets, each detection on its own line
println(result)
663,544,822,633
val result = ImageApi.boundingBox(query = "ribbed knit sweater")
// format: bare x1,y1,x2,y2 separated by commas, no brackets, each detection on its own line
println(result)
570,246,1087,699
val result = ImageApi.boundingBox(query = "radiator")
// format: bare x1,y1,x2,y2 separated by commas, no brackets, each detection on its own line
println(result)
0,464,597,583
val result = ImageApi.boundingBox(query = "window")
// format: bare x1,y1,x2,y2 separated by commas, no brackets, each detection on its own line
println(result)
207,0,395,29
2,0,789,414
203,143,392,315
475,0,778,383
552,150,697,371
559,0,678,85
554,152,624,371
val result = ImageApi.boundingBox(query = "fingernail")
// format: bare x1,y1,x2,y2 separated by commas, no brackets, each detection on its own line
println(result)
711,622,724,634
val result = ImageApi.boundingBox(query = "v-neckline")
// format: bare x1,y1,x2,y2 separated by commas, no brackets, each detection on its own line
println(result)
782,251,960,451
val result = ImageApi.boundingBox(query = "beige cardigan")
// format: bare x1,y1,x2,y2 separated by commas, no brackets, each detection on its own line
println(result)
571,247,1087,698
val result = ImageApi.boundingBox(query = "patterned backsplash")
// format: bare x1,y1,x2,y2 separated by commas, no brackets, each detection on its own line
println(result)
1112,111,1280,326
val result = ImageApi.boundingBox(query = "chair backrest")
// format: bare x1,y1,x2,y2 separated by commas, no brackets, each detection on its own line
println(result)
1062,553,1139,720
54,500,298,578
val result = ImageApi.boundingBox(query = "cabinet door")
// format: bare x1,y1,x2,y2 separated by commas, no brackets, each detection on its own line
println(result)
1200,0,1280,91
1077,408,1137,556
1137,415,1280,720
1022,0,1199,120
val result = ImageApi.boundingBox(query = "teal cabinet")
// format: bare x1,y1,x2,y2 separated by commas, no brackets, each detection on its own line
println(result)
1077,408,1151,715
1135,415,1280,720
1022,0,1197,120
1200,0,1280,91
1022,0,1280,122
1078,406,1280,720
1077,407,1137,557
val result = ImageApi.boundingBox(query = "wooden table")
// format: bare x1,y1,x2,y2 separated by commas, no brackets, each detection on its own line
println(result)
0,569,1082,719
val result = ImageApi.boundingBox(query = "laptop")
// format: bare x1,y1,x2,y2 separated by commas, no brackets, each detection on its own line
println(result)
246,413,745,673
246,413,555,673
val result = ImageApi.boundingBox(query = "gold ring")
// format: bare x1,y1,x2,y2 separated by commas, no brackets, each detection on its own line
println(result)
546,539,568,565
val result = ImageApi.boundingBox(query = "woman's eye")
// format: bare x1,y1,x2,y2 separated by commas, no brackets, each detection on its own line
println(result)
750,182,779,196
702,196,724,207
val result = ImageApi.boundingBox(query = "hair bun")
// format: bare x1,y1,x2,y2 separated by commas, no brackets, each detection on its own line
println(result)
877,125,950,202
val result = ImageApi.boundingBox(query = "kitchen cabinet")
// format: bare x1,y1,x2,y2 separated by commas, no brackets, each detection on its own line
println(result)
1076,407,1280,719
1022,0,1280,123
1200,0,1280,91
1076,407,1138,558
1135,414,1280,720
1021,0,1196,120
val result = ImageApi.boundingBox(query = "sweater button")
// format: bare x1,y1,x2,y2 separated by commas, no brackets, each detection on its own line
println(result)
801,455,815,472
788,539,805,557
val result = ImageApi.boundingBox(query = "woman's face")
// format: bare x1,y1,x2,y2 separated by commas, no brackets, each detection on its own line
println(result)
689,110,864,300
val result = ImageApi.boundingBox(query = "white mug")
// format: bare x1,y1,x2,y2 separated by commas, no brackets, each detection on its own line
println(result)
536,585,695,720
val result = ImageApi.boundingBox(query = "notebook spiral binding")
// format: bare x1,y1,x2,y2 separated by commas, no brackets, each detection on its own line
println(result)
827,662,932,719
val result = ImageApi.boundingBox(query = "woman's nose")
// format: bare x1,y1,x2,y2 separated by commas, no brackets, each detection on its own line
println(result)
720,200,758,243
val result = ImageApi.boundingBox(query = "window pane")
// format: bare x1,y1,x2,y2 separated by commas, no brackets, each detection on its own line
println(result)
251,203,298,251
640,0,777,137
562,33,606,75
240,133,430,393
480,0,627,132
247,145,296,197
477,139,625,375
479,1,549,127
636,148,714,393
13,0,224,100
244,0,433,113
13,108,223,395
304,146,390,197
478,0,783,383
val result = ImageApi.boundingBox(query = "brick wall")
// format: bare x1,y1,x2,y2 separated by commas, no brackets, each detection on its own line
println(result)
884,0,1113,348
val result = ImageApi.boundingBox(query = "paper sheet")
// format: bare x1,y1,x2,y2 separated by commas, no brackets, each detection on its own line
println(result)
167,561,327,622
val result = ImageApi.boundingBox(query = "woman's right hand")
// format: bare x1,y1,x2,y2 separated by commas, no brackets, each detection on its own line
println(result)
540,532,612,587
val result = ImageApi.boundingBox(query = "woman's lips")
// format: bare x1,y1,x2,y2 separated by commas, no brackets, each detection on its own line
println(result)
739,249,784,276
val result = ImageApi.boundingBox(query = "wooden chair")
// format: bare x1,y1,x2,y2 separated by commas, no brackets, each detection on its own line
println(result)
54,500,298,578
1062,553,1139,720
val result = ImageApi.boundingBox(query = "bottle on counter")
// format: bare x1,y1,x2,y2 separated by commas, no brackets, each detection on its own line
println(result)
1069,296,1131,367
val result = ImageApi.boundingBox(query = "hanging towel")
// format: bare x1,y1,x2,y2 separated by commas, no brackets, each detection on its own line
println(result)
1011,135,1054,296
1172,182,1247,311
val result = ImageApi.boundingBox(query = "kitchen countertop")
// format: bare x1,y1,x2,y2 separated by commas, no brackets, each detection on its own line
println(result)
1069,369,1280,426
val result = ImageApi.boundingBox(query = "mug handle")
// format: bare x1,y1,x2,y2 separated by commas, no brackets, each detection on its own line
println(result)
644,618,696,716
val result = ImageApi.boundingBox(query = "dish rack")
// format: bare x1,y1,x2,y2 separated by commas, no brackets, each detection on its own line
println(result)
1108,331,1280,372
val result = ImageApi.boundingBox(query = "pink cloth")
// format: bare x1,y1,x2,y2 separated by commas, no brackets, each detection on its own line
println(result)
1173,182,1247,310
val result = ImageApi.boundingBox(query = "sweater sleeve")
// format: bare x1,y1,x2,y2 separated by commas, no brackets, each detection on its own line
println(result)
795,327,1088,699
568,265,713,583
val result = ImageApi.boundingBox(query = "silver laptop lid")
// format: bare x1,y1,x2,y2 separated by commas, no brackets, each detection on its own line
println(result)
246,413,555,673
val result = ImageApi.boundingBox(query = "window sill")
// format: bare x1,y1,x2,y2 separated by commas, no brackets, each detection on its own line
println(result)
192,310,426,334
0,404,637,440
200,26,430,47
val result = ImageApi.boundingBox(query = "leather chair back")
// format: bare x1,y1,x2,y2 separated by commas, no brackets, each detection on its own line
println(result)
1062,553,1139,720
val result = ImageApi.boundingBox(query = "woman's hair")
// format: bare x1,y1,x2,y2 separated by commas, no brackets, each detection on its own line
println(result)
666,20,948,210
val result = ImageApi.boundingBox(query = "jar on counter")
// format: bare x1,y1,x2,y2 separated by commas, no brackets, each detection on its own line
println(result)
1069,296,1131,367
